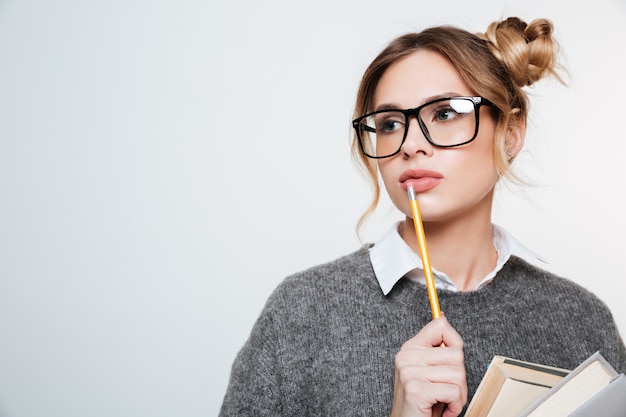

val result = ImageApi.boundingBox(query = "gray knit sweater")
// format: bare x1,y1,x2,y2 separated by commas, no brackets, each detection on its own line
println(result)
219,245,626,416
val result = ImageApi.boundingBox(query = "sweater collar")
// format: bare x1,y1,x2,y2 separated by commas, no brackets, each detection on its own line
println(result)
369,222,546,295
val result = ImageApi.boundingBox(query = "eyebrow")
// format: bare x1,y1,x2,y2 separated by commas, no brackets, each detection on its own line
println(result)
374,92,462,112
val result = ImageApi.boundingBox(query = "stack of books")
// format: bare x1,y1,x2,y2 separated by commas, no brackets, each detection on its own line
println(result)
464,351,626,417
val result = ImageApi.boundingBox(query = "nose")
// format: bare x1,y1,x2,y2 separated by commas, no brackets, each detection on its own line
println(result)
400,116,434,158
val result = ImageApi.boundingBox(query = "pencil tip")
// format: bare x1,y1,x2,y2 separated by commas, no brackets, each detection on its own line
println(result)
407,186,416,200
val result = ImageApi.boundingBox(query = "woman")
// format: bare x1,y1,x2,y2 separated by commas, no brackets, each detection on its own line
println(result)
219,17,626,417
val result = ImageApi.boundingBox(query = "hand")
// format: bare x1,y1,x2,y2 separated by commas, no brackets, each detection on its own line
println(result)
389,315,467,417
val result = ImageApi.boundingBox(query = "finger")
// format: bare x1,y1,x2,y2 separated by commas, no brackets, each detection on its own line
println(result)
404,316,464,349
400,379,465,416
394,347,468,405
395,346,464,371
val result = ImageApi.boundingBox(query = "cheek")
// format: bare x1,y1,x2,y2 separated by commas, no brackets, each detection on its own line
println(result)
377,160,411,211
377,160,394,187
452,143,498,185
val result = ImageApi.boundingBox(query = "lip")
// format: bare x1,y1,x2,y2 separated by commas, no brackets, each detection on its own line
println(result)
399,169,443,193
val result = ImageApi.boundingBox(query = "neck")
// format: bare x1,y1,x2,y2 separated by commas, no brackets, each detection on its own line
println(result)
400,210,497,292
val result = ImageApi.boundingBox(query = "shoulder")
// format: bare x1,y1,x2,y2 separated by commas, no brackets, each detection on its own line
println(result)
281,244,375,289
260,244,379,315
493,256,626,371
502,256,610,311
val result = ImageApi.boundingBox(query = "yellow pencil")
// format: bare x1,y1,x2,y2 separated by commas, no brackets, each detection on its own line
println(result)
407,186,442,320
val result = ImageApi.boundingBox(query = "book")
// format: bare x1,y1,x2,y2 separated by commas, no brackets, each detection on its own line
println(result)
464,356,570,417
568,373,626,416
465,351,626,417
518,351,619,416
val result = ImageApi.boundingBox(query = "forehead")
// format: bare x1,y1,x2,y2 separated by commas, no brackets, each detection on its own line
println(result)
373,49,473,108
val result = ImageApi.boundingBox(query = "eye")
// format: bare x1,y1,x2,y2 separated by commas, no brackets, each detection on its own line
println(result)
380,119,402,132
374,112,405,134
433,106,458,122
422,98,475,125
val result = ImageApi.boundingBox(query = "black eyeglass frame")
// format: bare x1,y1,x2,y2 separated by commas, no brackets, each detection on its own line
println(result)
352,96,494,159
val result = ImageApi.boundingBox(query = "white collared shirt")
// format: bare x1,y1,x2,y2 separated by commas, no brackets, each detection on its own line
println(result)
369,222,546,294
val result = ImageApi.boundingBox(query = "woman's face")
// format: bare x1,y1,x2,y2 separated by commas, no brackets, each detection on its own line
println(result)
375,49,500,223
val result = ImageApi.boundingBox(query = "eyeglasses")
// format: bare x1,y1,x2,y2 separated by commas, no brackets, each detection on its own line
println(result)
352,96,493,159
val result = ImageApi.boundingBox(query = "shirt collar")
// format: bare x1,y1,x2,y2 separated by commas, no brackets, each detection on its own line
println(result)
369,222,546,295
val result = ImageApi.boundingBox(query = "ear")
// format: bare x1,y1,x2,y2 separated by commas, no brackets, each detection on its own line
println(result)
506,110,526,161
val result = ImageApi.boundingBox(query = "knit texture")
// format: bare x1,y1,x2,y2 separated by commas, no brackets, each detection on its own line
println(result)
219,245,626,416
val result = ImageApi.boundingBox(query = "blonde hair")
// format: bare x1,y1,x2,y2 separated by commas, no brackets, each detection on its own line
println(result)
351,17,564,235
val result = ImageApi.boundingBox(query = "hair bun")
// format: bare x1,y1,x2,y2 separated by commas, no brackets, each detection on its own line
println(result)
480,17,561,87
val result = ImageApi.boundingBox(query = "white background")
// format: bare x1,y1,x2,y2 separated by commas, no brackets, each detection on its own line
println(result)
1,1,625,416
